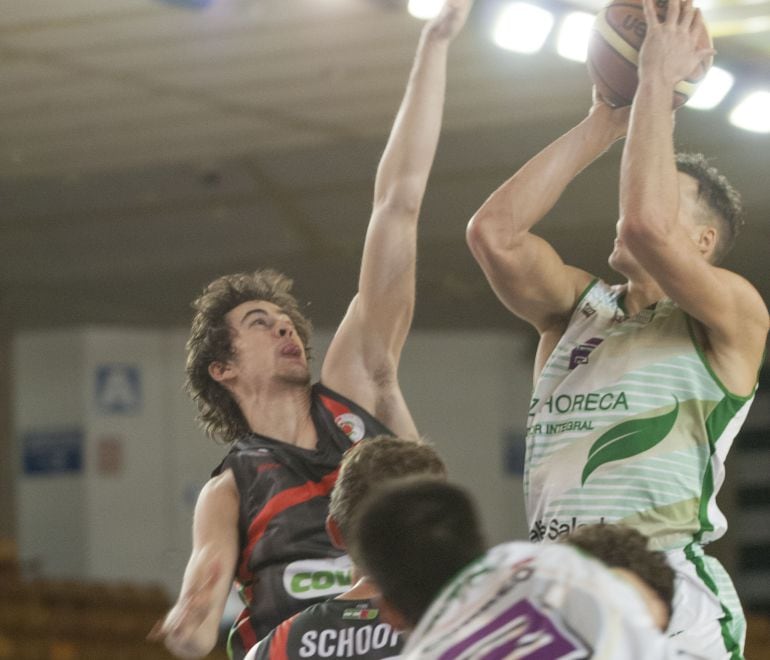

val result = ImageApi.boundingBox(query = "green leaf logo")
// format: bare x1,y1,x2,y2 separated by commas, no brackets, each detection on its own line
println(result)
581,398,679,485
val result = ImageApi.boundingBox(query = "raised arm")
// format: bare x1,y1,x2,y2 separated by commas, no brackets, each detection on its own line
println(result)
466,97,629,335
150,471,239,659
322,0,472,434
618,0,768,395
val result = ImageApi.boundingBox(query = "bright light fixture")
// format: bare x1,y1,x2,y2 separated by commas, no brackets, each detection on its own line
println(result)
729,91,770,133
493,2,554,54
556,11,594,62
686,67,734,110
408,0,445,20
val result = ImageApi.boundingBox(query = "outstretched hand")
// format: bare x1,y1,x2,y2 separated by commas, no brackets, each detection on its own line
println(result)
426,0,474,41
148,561,222,658
638,0,714,86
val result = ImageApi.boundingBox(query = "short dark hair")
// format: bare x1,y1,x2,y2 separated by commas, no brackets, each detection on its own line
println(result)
565,524,675,622
185,269,312,443
330,437,447,541
675,152,743,264
349,478,486,628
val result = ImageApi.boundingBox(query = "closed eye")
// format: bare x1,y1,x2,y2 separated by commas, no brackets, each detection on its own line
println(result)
242,308,271,327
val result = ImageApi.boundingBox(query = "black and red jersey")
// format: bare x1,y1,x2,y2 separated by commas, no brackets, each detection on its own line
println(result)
247,599,403,660
211,383,392,659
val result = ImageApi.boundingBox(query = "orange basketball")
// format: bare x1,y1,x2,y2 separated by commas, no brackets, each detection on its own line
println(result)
587,0,712,108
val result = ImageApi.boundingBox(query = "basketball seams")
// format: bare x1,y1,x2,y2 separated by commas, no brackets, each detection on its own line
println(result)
593,9,640,68
588,41,638,106
589,0,710,108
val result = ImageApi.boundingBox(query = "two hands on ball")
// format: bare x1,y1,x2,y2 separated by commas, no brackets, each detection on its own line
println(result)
638,0,715,89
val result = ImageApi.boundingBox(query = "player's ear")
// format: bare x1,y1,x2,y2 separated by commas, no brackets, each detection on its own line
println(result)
326,516,346,550
696,224,717,259
208,360,234,384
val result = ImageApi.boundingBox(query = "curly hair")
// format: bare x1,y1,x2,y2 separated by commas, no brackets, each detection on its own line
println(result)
565,524,675,622
675,152,744,264
329,436,447,541
185,269,312,443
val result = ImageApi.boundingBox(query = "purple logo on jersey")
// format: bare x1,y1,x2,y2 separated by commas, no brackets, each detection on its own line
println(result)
437,598,587,659
568,337,603,370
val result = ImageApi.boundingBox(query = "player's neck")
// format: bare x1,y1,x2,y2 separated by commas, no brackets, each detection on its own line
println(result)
238,384,316,449
623,277,665,316
334,574,380,601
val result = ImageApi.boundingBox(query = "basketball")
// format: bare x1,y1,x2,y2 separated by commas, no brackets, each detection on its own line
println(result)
587,0,712,108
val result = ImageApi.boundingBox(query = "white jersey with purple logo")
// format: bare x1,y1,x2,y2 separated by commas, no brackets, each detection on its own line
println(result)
401,542,679,660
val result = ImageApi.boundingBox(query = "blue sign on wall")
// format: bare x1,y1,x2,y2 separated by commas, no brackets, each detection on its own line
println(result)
94,364,142,414
22,429,84,476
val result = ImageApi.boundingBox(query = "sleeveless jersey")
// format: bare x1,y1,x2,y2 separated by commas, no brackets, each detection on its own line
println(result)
246,599,403,660
525,280,756,551
402,541,679,659
212,382,393,659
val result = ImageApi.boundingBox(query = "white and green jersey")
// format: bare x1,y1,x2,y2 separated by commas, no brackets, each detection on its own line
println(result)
526,280,755,551
524,279,754,658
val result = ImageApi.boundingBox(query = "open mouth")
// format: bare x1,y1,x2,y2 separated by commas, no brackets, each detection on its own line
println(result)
280,343,302,358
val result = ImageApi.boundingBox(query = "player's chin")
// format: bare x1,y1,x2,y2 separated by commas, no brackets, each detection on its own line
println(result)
277,365,311,387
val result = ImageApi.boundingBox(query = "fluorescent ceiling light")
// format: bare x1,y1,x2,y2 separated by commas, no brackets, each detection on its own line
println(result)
556,11,594,62
687,67,734,110
408,0,445,20
729,91,770,133
493,2,554,54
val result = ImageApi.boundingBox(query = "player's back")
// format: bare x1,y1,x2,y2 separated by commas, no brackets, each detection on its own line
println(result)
402,541,678,659
247,597,402,660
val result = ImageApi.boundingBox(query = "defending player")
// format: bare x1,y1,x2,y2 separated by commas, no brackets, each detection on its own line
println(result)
351,478,680,659
465,0,768,657
245,436,447,660
150,2,473,658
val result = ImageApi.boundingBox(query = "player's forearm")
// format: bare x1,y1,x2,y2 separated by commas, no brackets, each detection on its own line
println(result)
163,619,219,659
619,77,679,244
468,113,621,248
372,25,450,213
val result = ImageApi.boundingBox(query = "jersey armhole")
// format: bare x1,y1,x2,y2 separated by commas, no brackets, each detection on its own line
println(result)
575,277,600,308
685,315,757,403
567,277,600,325
314,382,395,436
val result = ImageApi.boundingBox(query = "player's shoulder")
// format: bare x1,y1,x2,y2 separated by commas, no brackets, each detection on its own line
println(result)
695,266,769,345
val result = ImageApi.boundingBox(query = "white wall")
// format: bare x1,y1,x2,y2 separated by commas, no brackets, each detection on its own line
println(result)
14,329,87,577
14,325,536,595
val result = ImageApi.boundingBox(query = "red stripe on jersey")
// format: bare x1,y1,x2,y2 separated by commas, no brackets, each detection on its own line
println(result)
238,468,341,581
319,393,351,421
235,608,258,654
268,613,298,660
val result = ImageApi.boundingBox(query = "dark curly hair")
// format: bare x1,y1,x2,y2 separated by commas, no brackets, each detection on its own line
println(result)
675,152,744,264
185,269,312,443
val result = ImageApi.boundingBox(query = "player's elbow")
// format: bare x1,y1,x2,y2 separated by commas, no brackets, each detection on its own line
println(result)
618,213,666,253
466,210,496,261
466,208,522,262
